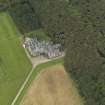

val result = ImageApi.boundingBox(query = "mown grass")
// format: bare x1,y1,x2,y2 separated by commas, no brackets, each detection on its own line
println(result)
0,12,32,105
26,28,50,41
15,58,64,105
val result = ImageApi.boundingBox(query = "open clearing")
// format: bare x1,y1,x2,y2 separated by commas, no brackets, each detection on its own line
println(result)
0,12,32,105
20,64,83,105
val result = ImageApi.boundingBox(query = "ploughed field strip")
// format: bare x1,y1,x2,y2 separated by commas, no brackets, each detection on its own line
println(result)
0,12,32,105
20,65,83,105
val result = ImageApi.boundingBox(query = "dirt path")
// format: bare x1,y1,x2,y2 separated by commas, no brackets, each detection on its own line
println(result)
24,47,64,68
20,65,83,105
24,47,48,68
11,47,64,105
11,48,49,105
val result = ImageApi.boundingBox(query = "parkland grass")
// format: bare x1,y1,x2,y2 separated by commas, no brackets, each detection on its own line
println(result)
0,12,32,105
27,28,50,41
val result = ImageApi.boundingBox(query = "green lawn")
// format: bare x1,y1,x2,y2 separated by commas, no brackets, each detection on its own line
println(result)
27,28,50,41
0,12,32,105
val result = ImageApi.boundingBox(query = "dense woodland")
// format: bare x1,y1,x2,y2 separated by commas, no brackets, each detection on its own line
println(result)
0,0,105,105
65,0,105,105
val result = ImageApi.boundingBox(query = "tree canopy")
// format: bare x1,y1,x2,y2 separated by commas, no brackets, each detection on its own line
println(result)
65,0,105,105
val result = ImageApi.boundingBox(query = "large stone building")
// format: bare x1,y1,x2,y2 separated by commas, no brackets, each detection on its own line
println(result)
24,37,63,58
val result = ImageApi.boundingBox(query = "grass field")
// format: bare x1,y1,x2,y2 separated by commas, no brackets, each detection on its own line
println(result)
0,12,32,105
20,64,84,105
27,28,50,41
15,58,64,105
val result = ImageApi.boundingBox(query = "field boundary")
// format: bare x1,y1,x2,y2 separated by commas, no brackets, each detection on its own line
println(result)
11,57,64,105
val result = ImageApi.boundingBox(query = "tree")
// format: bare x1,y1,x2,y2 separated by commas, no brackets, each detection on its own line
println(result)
29,0,70,47
65,0,105,105
8,0,40,33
